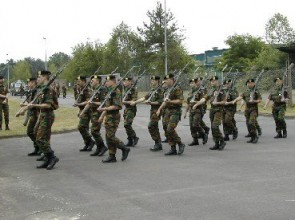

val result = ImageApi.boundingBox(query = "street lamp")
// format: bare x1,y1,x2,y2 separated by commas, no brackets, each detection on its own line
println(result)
43,37,47,70
6,54,10,88
164,0,168,75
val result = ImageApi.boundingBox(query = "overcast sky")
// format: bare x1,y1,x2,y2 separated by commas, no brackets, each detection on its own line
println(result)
0,0,294,64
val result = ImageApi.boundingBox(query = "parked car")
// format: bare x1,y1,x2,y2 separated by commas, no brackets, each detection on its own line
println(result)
10,80,28,96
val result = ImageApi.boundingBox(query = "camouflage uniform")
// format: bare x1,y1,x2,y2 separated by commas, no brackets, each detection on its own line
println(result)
62,85,67,98
0,83,9,129
206,85,226,149
223,87,238,139
241,89,262,139
145,87,164,143
161,87,168,142
163,86,184,149
268,86,288,137
123,87,138,141
188,86,207,144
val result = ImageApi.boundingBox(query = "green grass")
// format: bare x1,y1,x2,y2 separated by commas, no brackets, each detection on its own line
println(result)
0,98,78,139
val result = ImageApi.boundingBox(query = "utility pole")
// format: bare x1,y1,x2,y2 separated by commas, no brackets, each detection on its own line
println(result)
6,54,10,88
43,37,47,70
164,0,168,75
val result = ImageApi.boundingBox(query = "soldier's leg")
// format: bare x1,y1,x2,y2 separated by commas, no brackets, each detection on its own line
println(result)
27,115,40,156
223,110,234,141
124,109,137,146
78,112,94,151
3,103,9,130
188,111,199,146
232,111,238,139
247,109,258,143
200,111,210,134
210,110,225,150
244,110,251,137
90,113,107,156
162,110,168,142
148,111,162,151
195,110,207,144
0,104,3,129
278,107,287,138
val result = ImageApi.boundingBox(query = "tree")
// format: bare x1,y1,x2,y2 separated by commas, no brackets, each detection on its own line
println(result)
216,34,265,71
48,52,71,70
265,13,295,45
137,1,193,74
24,57,45,76
11,60,31,81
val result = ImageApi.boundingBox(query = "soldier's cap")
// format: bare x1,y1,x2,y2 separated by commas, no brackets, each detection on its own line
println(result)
164,74,175,80
0,75,4,79
76,75,87,81
123,77,133,81
91,75,101,80
26,77,37,82
38,70,51,76
223,79,232,84
150,75,161,80
106,75,116,80
209,76,218,81
274,77,282,83
246,78,255,85
195,77,203,81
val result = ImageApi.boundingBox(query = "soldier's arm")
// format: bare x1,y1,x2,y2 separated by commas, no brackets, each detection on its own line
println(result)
232,94,243,104
253,92,262,103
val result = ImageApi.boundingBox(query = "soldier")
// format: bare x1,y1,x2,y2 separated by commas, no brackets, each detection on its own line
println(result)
73,81,79,100
74,76,96,152
88,75,108,156
264,77,289,138
122,77,139,147
232,79,262,143
0,75,10,130
156,74,185,155
98,75,130,163
62,83,67,98
161,85,169,143
28,70,59,170
23,77,41,156
56,82,60,98
184,77,208,146
223,79,239,141
130,75,164,151
206,76,226,150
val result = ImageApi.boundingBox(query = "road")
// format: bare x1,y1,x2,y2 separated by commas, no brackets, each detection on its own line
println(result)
1,96,295,219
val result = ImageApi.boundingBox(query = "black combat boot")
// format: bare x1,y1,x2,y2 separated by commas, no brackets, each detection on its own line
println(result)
98,144,108,156
150,142,163,151
188,139,199,146
80,139,95,152
282,130,287,138
28,148,41,156
202,133,208,144
223,134,230,141
125,137,133,147
219,140,226,150
162,138,168,143
233,128,238,140
36,154,46,161
90,145,101,156
5,125,10,130
86,139,95,151
245,134,251,138
121,147,130,161
46,153,59,170
36,154,50,169
210,142,219,150
247,136,254,143
274,132,282,139
204,127,210,134
132,137,139,147
102,154,117,163
252,135,259,144
257,127,262,136
164,147,177,155
178,143,186,155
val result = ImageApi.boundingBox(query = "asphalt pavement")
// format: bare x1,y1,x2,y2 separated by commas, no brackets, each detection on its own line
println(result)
1,99,295,219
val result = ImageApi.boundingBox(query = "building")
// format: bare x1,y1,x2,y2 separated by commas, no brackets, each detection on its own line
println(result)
191,47,228,67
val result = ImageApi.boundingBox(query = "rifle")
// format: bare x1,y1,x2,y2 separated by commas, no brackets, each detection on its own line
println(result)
97,66,137,109
23,111,30,126
15,64,67,117
122,70,146,102
164,64,189,100
280,63,294,102
146,81,165,102
249,69,265,102
190,74,210,103
225,71,239,101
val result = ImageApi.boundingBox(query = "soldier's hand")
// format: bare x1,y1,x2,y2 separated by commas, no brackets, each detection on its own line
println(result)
145,100,151,105
164,98,170,103
130,101,136,106
156,109,161,117
98,117,103,123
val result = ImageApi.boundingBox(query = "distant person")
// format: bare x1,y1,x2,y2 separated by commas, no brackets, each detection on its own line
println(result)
56,82,60,98
20,84,25,98
0,75,10,130
62,83,67,98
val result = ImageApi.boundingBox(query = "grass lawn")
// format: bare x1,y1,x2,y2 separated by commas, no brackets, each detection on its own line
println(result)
0,98,78,139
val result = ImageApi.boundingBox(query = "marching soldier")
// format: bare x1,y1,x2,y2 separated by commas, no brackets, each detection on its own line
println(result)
161,85,169,143
56,82,60,98
75,76,95,152
232,79,262,143
264,77,289,138
98,75,130,163
156,74,185,156
62,83,67,98
122,77,139,147
28,70,59,170
184,77,208,146
130,75,164,151
206,76,226,150
223,79,239,141
0,75,10,130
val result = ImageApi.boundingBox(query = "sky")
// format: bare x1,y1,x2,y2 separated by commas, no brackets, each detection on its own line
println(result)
0,0,294,64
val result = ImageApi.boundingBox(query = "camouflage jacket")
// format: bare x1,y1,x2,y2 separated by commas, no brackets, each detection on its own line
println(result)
105,86,122,114
0,83,8,104
145,87,164,110
268,86,288,109
207,85,226,110
36,85,59,111
123,87,138,110
165,85,183,110
241,89,262,110
91,85,107,112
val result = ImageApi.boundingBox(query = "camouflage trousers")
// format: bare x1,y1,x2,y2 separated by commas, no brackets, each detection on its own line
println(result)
35,111,55,154
209,108,224,142
223,109,237,135
148,109,161,142
162,108,168,138
78,111,92,144
245,108,258,136
200,110,209,133
105,112,124,155
163,109,182,146
189,109,205,139
124,108,137,138
0,103,9,126
27,112,39,150
91,112,104,146
272,106,286,132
